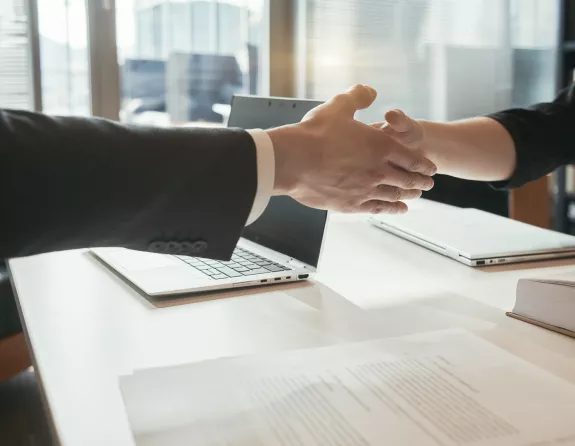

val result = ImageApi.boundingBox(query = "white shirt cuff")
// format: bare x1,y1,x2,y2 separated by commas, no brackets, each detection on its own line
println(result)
245,129,275,225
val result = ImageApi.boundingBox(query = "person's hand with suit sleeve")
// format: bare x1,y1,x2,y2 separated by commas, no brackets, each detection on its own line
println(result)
0,85,436,260
264,85,436,215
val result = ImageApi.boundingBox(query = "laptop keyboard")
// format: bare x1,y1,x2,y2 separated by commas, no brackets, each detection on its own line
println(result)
174,247,292,280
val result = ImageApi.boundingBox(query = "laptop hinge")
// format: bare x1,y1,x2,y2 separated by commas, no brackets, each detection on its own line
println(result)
286,258,308,269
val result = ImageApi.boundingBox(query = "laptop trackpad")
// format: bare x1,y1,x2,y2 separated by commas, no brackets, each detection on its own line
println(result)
109,250,183,272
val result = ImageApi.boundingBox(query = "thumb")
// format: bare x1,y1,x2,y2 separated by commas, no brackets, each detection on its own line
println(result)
381,109,424,149
318,84,377,118
383,109,413,133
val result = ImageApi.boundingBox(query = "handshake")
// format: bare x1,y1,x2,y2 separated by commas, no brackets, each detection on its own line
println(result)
267,85,436,215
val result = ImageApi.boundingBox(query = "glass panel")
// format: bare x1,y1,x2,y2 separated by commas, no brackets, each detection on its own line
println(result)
0,0,32,110
37,0,90,116
302,0,559,123
510,0,560,106
117,0,266,127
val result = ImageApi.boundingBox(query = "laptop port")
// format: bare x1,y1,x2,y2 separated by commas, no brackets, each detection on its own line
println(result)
476,260,485,266
286,276,292,280
498,259,506,263
274,277,281,281
298,274,309,279
260,279,268,283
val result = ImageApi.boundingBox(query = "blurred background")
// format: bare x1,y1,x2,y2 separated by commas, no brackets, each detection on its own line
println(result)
0,0,559,124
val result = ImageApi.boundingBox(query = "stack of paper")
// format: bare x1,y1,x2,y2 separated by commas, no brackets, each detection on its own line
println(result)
120,330,575,446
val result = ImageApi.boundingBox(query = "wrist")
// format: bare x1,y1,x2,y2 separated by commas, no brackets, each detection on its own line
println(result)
416,120,449,174
267,124,313,196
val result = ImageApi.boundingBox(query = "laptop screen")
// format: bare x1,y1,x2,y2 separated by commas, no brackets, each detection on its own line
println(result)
228,96,328,268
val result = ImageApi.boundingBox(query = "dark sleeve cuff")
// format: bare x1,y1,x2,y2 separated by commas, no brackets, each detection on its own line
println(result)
485,112,526,190
485,85,575,190
485,108,561,190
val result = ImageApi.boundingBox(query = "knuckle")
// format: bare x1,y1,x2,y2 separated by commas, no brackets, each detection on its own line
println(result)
404,173,418,189
333,93,350,105
390,186,402,202
409,158,421,172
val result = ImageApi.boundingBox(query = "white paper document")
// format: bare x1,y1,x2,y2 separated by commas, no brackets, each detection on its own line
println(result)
120,330,575,446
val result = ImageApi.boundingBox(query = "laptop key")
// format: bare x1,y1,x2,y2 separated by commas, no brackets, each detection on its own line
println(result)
242,268,269,275
204,268,218,275
216,267,242,278
263,265,283,272
212,274,228,280
233,266,249,272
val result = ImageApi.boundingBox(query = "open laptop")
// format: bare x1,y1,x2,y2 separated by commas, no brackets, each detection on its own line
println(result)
368,200,575,266
92,95,326,296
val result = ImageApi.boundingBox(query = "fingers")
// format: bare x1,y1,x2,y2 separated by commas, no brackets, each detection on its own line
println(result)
371,185,422,202
326,84,377,117
380,109,425,149
385,146,437,177
359,200,408,215
383,109,414,133
376,165,435,191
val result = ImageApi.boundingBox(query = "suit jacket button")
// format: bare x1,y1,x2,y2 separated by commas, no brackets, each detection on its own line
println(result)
182,240,208,256
166,241,181,253
148,241,167,253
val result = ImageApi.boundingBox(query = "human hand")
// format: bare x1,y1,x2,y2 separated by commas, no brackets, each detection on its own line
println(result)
377,109,427,154
267,86,436,214
377,109,517,183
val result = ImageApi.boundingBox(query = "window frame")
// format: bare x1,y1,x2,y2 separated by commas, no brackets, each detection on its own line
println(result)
24,0,302,118
25,0,43,111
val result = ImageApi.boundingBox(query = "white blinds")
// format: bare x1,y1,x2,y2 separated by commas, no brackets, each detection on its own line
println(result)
0,0,31,110
300,0,559,123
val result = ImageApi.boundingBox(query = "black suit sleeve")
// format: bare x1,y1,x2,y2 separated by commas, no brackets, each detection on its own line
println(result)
0,109,257,260
487,84,575,189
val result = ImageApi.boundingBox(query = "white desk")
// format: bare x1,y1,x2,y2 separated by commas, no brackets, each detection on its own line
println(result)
9,213,575,446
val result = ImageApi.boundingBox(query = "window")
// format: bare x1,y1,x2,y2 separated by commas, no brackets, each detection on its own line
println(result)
37,0,90,115
0,0,31,110
299,0,559,123
117,0,267,127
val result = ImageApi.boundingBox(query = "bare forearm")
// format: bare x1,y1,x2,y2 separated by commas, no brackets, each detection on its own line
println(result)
419,117,517,182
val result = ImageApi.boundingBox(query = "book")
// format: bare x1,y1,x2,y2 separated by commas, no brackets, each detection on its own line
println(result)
507,272,575,338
